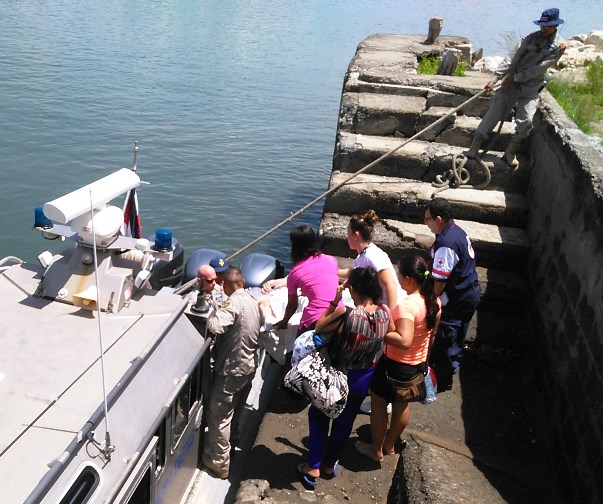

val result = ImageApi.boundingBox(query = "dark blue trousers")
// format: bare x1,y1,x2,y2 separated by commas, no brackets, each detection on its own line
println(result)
307,367,374,469
429,284,480,390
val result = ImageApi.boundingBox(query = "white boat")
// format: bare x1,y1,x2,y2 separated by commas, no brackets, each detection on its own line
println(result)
0,161,294,504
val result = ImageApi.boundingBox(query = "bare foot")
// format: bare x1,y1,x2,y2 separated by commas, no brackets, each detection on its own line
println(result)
383,444,395,456
298,463,320,479
354,440,383,462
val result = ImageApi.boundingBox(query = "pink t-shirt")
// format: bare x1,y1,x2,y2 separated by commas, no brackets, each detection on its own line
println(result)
287,253,339,329
386,293,441,365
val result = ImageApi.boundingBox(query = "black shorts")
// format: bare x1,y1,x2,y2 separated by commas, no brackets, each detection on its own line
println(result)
370,355,424,404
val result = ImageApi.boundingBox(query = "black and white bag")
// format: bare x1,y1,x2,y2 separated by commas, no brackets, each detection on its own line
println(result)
284,347,349,419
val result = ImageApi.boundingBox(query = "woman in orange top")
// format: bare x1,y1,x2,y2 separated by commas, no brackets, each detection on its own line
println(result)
356,255,441,461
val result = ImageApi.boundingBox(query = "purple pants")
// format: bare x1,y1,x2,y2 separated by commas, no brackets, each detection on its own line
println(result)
307,367,374,470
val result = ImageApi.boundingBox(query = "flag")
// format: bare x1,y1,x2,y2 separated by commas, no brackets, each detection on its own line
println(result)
121,188,142,238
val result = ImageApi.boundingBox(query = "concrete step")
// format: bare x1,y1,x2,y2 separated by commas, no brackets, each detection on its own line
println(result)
341,92,514,150
334,253,528,317
320,212,529,271
424,112,514,151
334,132,530,194
386,217,529,271
466,308,527,348
324,171,529,228
475,266,527,313
345,50,494,119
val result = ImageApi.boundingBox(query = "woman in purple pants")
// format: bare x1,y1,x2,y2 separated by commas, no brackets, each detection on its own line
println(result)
297,267,390,490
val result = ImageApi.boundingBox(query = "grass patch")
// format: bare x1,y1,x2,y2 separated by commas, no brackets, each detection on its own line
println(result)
418,55,440,74
417,55,468,77
547,59,603,139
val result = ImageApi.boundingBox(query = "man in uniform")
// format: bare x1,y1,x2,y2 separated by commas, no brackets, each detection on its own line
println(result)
209,254,229,304
424,199,480,391
465,8,567,167
202,266,262,479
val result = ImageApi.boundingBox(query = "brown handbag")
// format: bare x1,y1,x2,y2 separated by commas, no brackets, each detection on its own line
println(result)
386,371,427,403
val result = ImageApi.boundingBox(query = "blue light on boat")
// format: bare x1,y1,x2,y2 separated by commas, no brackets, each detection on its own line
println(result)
154,228,173,251
34,206,53,229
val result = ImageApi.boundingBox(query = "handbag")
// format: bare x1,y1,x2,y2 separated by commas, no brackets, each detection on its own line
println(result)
385,327,438,404
291,329,331,367
386,371,427,403
284,347,349,419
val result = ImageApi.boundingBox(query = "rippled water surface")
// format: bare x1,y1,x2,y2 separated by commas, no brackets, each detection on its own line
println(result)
1,0,600,265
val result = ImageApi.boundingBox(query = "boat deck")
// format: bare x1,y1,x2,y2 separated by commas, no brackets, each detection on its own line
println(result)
0,260,195,503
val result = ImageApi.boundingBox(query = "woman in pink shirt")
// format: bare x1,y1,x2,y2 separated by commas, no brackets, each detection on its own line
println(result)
356,255,441,461
274,225,340,335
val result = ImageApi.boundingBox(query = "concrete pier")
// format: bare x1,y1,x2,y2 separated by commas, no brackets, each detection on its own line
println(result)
229,33,603,504
314,33,603,504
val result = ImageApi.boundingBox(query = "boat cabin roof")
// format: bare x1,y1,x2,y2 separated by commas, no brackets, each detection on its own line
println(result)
0,259,185,503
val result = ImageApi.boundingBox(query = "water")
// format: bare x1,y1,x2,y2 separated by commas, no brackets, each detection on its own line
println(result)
1,0,600,266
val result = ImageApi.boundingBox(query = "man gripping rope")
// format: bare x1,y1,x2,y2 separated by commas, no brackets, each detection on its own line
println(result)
465,7,567,167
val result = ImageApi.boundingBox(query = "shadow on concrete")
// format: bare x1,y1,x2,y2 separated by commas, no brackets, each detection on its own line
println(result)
457,342,562,504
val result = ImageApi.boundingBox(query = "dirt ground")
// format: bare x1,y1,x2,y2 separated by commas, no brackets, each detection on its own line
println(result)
233,345,559,504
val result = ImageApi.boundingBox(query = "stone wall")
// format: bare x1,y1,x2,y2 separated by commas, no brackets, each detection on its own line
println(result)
526,91,603,503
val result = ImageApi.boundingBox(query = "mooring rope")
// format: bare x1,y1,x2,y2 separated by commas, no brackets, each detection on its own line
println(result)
176,86,495,294
431,153,492,195
431,103,509,195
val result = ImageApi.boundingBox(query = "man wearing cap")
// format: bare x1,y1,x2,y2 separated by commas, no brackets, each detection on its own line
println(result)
203,266,263,479
209,254,229,304
465,8,567,167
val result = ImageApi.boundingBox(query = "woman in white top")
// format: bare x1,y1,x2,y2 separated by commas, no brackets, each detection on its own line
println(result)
339,210,405,316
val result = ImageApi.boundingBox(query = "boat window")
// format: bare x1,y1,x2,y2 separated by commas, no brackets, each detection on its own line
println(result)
171,379,190,451
59,467,100,504
154,422,167,479
126,466,151,504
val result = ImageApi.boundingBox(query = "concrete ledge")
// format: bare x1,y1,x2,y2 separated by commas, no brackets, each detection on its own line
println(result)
438,115,514,150
386,218,530,271
340,92,515,149
319,213,529,271
319,212,412,261
334,132,531,193
325,171,529,227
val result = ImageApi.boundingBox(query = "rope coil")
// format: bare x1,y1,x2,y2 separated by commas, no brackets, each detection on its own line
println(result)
431,153,492,195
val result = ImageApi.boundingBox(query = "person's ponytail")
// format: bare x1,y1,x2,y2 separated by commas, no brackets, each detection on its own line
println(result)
398,255,439,329
420,269,439,330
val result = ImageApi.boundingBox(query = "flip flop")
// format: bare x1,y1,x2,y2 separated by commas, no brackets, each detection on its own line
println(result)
297,463,318,490
321,461,339,480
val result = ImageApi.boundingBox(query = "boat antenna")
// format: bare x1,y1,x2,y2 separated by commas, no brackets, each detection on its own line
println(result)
131,141,139,173
87,189,115,460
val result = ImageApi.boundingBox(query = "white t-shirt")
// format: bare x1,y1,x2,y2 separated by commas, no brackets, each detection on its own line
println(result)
353,243,406,307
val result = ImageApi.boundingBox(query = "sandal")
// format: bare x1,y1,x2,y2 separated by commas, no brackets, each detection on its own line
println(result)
321,461,339,480
296,463,318,490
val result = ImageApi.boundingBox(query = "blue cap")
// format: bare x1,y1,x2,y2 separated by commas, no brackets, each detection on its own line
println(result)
209,255,228,273
534,8,564,26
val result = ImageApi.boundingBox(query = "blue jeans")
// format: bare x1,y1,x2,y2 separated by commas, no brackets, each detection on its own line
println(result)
429,285,480,390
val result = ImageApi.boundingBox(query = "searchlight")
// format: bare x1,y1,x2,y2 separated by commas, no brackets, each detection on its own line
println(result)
41,168,140,247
